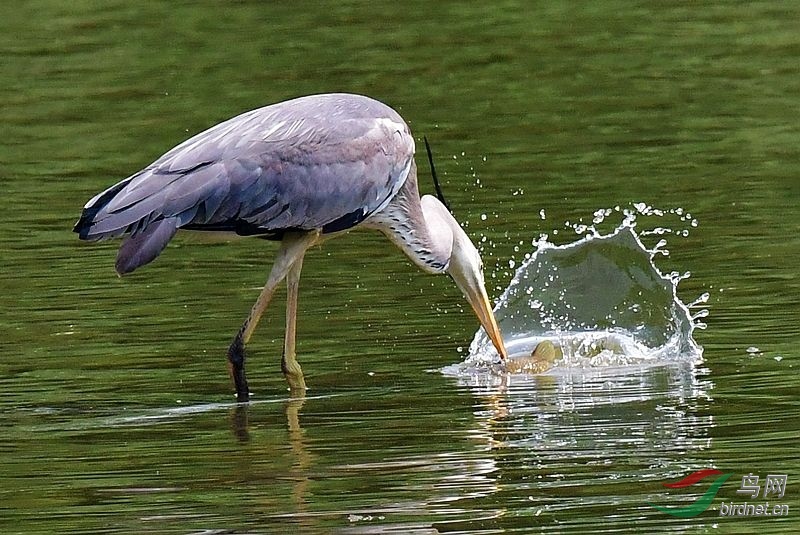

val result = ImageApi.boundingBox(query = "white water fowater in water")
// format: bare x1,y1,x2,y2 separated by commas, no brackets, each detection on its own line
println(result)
444,205,707,378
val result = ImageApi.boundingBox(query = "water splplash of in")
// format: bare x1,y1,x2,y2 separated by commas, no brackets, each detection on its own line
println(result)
443,204,706,379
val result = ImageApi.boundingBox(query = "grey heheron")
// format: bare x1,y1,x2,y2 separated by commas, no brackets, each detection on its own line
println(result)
74,93,508,401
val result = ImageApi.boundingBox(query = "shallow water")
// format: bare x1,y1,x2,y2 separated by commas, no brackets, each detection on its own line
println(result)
2,1,799,533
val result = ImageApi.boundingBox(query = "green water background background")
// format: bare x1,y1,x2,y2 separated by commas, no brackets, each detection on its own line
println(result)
1,1,798,533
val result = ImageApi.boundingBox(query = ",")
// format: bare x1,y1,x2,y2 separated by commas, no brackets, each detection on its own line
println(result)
74,93,508,401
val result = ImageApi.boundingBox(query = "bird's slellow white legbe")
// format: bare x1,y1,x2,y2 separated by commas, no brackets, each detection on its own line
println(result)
74,93,508,401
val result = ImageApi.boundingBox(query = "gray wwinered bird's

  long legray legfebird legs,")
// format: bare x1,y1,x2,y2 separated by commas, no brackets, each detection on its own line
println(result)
74,93,509,401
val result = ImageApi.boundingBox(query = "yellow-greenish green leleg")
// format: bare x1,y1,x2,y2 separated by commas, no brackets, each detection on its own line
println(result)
227,231,318,401
282,253,307,393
